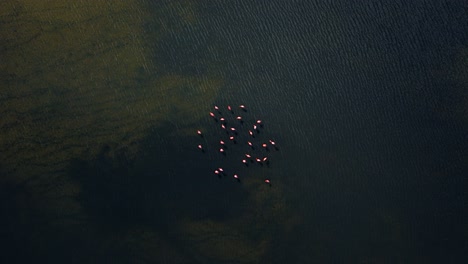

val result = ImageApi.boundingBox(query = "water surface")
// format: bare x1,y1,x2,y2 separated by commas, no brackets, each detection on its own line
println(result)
1,0,467,263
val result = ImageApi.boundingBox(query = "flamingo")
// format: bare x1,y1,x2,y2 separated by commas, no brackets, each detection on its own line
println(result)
233,174,240,182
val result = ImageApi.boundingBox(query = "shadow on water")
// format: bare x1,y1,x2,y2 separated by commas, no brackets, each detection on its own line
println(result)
69,121,249,232
0,180,35,262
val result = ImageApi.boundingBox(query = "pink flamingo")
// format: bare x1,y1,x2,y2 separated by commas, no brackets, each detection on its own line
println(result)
269,139,278,150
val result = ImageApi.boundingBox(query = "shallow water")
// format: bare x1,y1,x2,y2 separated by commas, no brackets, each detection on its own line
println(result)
1,0,467,263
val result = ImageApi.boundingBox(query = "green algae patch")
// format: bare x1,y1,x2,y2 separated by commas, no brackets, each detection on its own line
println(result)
174,174,300,263
155,74,222,128
0,1,301,263
0,0,220,176
179,218,270,263
99,227,187,264
0,0,222,262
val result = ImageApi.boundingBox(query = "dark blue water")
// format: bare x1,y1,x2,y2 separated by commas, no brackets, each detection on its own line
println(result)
153,1,468,262
2,0,467,263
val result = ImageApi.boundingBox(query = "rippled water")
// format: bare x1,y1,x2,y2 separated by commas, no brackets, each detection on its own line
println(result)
1,0,467,263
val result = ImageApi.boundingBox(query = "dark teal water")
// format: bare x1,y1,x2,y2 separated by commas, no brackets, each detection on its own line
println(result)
155,1,468,262
186,1,468,263
2,1,467,263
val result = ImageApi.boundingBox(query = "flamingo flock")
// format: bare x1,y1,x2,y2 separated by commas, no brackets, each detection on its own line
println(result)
197,104,279,186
